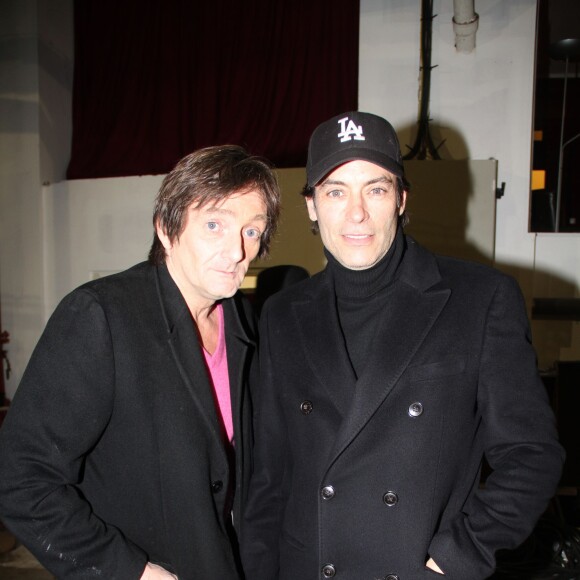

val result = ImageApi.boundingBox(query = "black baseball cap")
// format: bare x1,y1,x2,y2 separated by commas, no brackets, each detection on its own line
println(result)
306,111,404,187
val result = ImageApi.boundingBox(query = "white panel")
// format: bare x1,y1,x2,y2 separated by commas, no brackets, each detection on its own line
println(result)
532,233,580,367
43,176,162,317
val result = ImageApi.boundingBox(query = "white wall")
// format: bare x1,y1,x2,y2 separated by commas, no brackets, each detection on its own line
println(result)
42,177,162,318
360,0,539,275
0,0,74,399
1,0,44,400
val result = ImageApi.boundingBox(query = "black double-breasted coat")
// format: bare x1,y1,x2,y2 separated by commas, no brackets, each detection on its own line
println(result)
242,236,564,580
0,261,257,579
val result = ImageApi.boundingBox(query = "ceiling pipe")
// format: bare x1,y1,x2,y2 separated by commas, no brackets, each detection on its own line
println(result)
453,0,479,53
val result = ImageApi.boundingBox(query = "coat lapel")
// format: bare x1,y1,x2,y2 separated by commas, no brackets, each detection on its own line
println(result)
155,264,224,445
293,272,358,418
327,238,451,466
223,295,256,451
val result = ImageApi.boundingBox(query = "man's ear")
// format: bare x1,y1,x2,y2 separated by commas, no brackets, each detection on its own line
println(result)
305,195,318,223
155,220,172,251
398,190,408,215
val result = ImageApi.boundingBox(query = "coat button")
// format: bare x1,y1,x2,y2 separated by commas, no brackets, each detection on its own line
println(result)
385,575,399,580
408,402,423,417
383,491,398,506
300,400,313,415
211,480,223,493
322,564,336,577
321,485,335,500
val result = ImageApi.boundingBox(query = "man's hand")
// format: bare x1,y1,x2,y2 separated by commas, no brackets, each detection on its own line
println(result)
426,557,444,574
140,562,178,579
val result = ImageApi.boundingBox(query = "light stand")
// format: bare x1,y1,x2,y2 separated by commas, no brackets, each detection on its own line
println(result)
549,39,580,232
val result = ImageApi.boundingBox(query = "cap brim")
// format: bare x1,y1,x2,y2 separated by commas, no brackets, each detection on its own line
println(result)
307,148,404,187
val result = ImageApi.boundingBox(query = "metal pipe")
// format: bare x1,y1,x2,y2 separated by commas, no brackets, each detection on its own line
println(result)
453,0,479,53
554,56,569,232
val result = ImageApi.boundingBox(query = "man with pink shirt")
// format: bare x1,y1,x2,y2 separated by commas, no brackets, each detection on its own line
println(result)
0,145,281,579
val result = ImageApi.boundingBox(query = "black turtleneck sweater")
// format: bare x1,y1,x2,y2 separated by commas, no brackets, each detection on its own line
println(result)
325,227,405,379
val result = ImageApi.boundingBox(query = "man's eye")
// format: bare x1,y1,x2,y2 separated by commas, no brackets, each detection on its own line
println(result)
327,190,342,198
207,221,219,231
370,187,387,195
245,228,262,239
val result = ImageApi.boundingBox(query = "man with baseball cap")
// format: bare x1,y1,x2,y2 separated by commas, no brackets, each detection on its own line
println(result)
242,112,563,579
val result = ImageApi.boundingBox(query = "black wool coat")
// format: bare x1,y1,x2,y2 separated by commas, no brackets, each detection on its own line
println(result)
0,262,257,579
242,236,564,580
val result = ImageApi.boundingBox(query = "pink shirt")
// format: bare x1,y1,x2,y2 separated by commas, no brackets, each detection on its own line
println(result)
203,303,234,443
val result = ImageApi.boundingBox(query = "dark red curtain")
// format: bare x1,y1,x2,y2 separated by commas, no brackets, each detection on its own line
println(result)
67,0,359,179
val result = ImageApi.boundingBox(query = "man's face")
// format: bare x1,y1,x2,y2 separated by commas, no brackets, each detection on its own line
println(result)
158,189,268,309
306,160,406,270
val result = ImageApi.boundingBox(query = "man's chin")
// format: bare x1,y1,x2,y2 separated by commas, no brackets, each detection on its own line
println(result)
344,263,375,271
336,253,381,271
215,287,239,300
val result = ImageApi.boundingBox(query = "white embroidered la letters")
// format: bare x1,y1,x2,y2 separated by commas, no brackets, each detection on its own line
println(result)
337,116,366,143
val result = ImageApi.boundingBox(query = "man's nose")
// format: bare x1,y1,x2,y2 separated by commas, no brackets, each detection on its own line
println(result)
346,195,367,222
223,231,245,263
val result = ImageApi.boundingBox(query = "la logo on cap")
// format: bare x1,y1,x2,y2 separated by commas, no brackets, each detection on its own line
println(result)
337,116,366,143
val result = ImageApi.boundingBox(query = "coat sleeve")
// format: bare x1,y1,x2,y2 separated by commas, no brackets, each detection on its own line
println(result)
241,304,287,579
428,274,565,578
0,289,148,579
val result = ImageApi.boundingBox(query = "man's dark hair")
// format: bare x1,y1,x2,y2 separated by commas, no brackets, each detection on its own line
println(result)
149,145,281,265
300,174,410,234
